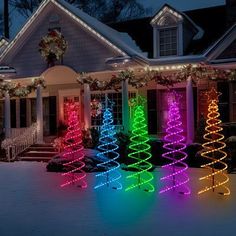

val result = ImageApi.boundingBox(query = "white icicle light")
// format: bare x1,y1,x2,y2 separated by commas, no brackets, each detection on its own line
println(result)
0,0,127,61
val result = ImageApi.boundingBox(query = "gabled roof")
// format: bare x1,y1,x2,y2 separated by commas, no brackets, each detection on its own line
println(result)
0,37,9,54
150,4,203,40
111,5,227,58
150,4,183,25
0,0,146,63
204,23,236,62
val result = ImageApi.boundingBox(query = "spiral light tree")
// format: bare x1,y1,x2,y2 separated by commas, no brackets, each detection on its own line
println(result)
198,88,230,196
126,95,154,192
61,102,87,188
95,100,122,190
160,92,190,195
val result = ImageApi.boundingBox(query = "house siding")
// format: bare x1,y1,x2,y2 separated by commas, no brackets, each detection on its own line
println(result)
3,4,121,78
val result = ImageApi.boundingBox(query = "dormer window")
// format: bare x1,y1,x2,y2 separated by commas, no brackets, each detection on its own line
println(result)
150,4,203,59
151,5,183,58
159,27,178,56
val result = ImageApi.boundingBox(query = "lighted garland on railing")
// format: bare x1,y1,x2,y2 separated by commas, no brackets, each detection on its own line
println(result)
61,102,87,188
160,92,190,195
95,106,122,190
126,95,154,192
0,77,46,98
198,88,230,196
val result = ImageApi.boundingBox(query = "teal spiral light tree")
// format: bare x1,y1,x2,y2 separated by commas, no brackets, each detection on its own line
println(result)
126,95,154,192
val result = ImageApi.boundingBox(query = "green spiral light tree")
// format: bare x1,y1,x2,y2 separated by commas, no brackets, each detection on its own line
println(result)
125,95,154,192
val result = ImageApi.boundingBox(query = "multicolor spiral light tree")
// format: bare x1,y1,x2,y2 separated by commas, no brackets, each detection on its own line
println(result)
126,95,154,192
198,88,230,196
95,99,122,190
160,92,190,195
61,102,87,188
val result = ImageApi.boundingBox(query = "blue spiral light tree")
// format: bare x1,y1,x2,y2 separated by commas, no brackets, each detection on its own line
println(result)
94,98,122,190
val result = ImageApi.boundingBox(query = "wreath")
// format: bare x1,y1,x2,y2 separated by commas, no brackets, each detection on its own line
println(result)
39,30,67,65
91,99,102,117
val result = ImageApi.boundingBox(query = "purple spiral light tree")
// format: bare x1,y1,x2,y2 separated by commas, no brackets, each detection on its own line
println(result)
160,92,190,195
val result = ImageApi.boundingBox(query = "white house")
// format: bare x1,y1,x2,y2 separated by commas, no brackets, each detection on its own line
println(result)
0,0,236,151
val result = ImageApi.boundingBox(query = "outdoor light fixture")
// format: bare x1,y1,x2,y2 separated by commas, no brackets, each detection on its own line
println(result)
198,88,230,196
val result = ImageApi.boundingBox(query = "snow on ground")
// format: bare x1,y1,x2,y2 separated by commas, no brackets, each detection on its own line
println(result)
0,162,235,236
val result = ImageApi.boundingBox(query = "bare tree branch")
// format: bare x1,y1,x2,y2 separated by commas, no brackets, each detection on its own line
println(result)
10,0,146,23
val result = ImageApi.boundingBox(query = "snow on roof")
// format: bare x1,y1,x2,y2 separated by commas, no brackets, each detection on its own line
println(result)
57,0,146,58
0,0,147,63
151,4,204,40
204,23,236,58
0,37,9,55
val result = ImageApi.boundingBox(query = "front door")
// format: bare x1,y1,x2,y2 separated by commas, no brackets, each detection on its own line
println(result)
63,96,80,124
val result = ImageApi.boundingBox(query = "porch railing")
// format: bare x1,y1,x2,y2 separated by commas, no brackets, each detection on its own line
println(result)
9,127,29,139
1,123,38,161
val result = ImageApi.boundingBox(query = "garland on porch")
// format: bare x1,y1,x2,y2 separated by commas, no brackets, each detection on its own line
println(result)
0,77,46,98
76,64,236,91
178,63,236,82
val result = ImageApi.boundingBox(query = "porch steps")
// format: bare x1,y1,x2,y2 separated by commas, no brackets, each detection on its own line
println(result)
18,143,58,162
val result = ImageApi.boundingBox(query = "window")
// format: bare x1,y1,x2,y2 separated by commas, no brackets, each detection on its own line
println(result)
217,82,229,123
232,83,236,121
158,89,187,137
159,27,178,56
91,91,136,127
147,90,158,134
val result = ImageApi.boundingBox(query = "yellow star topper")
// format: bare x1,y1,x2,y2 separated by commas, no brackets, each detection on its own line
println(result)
205,87,221,102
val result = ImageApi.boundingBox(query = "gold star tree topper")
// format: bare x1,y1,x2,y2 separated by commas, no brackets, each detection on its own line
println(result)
205,87,222,102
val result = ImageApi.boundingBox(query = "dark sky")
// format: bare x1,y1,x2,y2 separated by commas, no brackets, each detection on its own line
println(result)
138,0,225,12
0,0,226,37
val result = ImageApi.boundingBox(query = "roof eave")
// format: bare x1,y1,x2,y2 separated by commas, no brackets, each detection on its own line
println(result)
146,55,206,66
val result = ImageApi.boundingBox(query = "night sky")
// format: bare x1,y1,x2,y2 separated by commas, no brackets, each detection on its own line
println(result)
0,0,226,37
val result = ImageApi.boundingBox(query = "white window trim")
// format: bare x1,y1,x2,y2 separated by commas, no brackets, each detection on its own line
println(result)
90,89,137,128
154,24,183,58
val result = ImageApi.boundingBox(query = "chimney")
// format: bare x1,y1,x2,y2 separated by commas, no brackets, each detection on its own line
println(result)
226,0,236,26
3,0,9,38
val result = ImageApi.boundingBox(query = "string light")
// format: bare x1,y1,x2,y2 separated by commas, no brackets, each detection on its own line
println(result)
95,107,122,190
151,6,183,25
61,102,87,188
126,95,154,192
160,92,190,195
0,0,127,61
198,88,230,196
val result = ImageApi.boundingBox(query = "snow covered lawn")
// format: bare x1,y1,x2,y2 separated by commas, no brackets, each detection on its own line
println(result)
0,162,235,236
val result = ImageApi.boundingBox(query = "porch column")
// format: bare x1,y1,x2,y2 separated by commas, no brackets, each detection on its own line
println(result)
122,79,129,134
36,85,43,143
16,98,20,128
4,91,11,138
186,76,194,144
84,83,91,130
